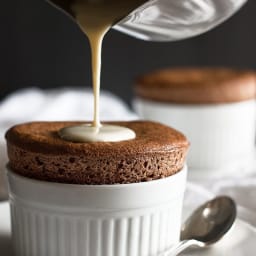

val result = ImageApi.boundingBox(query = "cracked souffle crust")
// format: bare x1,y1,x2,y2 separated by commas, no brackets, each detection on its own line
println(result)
135,67,256,104
5,121,189,185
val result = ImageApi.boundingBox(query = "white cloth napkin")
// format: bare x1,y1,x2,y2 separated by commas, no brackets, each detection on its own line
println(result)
0,88,255,227
0,87,137,136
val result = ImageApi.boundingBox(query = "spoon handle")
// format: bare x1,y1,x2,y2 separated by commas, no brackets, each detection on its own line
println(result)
161,239,205,256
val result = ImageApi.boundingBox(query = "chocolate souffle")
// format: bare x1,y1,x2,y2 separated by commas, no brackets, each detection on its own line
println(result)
5,121,189,185
135,68,256,104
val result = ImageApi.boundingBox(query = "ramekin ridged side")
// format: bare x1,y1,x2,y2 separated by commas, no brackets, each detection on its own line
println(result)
7,165,187,256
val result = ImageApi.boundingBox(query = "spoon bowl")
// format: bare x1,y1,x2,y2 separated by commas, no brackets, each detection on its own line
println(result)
162,196,237,256
181,196,237,245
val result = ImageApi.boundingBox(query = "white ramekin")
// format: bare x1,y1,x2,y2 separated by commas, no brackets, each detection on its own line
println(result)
7,165,187,256
134,98,256,178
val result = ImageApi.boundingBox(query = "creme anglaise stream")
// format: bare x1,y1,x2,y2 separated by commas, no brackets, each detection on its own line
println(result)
51,0,146,142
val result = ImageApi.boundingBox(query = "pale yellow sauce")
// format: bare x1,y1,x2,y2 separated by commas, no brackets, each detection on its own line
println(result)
59,0,145,142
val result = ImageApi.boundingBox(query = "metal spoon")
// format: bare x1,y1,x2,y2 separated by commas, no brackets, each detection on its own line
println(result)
162,196,237,256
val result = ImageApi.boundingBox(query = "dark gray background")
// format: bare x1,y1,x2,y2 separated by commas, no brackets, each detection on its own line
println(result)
0,0,256,104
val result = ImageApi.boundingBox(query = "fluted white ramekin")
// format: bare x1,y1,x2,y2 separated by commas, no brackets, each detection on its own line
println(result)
7,165,187,256
134,98,256,178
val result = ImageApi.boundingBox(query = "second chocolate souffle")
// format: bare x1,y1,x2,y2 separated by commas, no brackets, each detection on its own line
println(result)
134,67,256,177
